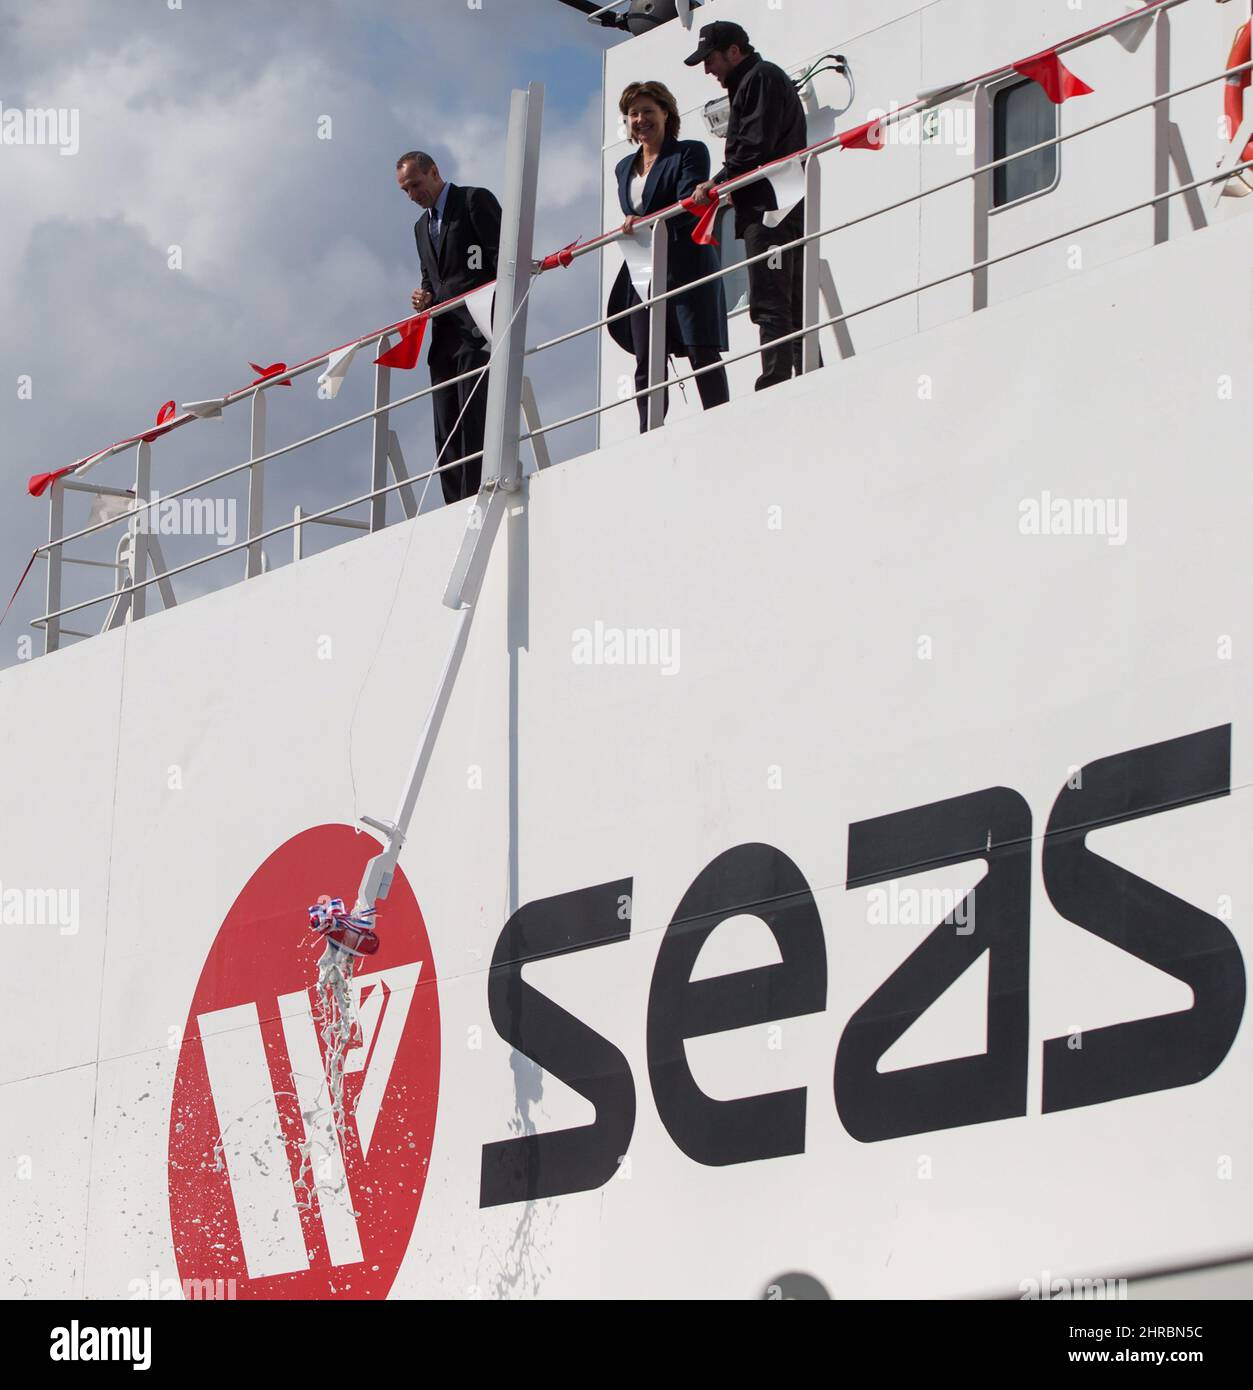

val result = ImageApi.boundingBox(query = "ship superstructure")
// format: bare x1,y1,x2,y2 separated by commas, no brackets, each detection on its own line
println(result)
2,0,1252,1299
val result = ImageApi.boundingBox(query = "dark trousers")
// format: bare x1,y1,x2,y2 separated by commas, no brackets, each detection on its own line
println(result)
743,204,812,390
627,295,729,434
430,345,490,504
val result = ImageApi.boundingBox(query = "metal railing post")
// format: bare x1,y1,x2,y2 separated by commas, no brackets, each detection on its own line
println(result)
802,155,823,374
370,340,391,531
246,388,267,578
293,505,304,562
131,440,152,622
972,84,991,312
646,218,670,430
480,82,544,493
44,480,64,653
1154,8,1172,244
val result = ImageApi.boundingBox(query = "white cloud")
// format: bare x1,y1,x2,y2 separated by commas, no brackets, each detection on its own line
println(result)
0,0,625,664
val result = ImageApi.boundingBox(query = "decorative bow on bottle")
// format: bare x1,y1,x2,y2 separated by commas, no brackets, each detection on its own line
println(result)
308,896,380,957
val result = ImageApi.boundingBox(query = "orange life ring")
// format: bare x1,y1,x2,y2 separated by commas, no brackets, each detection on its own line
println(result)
1225,21,1253,162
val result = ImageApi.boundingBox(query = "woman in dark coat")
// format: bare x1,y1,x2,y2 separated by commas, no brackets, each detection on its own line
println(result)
609,81,730,433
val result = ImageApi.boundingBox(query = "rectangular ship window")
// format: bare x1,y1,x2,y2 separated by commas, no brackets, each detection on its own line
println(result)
993,77,1059,209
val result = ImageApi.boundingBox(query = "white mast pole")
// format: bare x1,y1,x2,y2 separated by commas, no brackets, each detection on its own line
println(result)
347,83,545,929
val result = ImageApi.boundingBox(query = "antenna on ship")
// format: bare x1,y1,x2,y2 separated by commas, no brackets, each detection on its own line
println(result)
554,0,703,33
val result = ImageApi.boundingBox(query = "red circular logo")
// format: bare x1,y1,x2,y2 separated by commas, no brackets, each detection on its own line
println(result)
169,825,440,1299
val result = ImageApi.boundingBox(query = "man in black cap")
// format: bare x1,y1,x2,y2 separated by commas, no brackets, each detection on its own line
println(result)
686,21,810,391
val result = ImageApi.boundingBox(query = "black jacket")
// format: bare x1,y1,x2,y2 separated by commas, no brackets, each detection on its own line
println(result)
712,52,808,237
414,183,502,364
607,136,728,357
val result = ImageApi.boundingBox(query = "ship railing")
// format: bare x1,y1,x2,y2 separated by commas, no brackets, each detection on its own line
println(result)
28,0,1247,653
522,0,1247,437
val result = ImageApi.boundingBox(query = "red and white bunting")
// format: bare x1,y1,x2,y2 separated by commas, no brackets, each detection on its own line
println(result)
1013,49,1094,104
87,492,135,527
181,398,227,420
1110,6,1155,55
839,118,886,151
373,316,427,370
618,224,655,301
464,285,496,345
317,344,359,399
680,191,720,245
762,157,807,229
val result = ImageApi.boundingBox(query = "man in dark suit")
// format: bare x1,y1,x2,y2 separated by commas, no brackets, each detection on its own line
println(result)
396,151,501,504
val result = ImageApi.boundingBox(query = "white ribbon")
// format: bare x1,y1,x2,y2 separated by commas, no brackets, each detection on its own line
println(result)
1111,5,1155,55
464,284,496,344
180,397,227,419
762,157,807,229
619,224,655,302
87,492,135,526
317,345,358,399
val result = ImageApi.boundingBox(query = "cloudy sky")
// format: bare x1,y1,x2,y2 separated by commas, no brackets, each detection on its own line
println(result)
0,0,627,664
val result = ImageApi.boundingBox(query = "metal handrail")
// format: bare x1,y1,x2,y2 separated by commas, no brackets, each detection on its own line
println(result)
529,52,1253,355
34,1,1186,499
537,0,1192,273
40,362,489,554
37,448,486,626
28,0,1226,645
520,154,1253,445
48,286,495,483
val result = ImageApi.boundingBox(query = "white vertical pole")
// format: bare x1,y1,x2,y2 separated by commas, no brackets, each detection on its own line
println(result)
352,84,546,917
801,155,823,374
370,339,391,532
1153,9,1171,245
972,85,991,312
131,440,151,622
481,82,544,494
44,480,64,653
246,389,267,579
646,219,669,430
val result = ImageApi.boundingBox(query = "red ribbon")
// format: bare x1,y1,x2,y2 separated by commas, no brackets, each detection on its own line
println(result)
680,192,720,246
1013,49,1094,104
0,550,39,630
839,119,886,151
249,361,292,387
139,399,180,444
372,316,428,370
540,239,579,271
28,464,78,498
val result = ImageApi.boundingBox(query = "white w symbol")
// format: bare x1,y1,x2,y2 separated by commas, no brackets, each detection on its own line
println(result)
196,961,422,1279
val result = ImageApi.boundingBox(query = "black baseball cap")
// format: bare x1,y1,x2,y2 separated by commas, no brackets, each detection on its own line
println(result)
684,20,752,66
